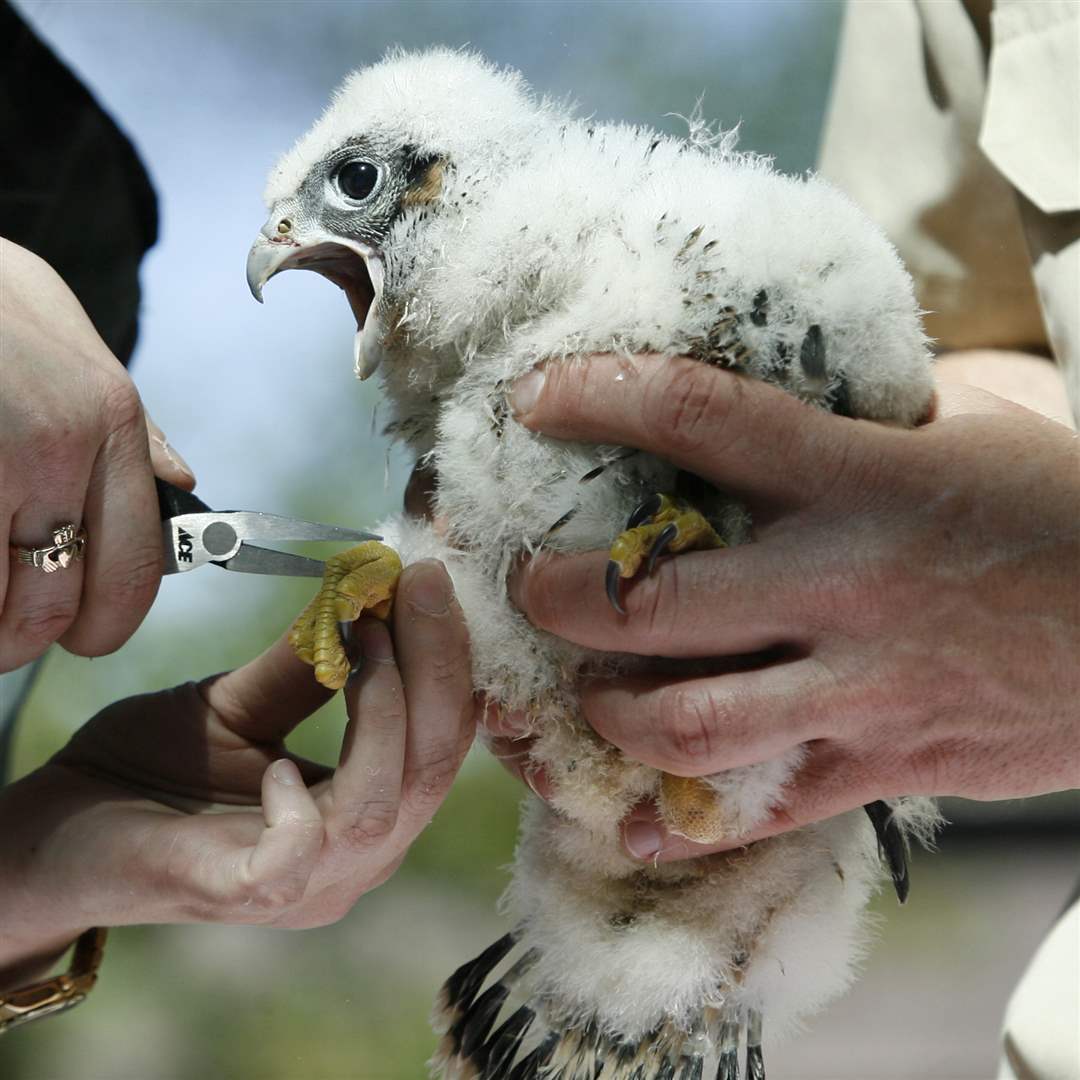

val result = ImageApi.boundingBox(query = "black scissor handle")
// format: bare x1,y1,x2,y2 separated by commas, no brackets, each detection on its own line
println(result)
156,477,212,520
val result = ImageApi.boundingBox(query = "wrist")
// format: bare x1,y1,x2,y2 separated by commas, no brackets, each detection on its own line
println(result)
0,933,87,994
0,768,101,986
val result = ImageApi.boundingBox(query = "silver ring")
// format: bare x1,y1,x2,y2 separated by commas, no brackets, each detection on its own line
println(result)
10,524,87,573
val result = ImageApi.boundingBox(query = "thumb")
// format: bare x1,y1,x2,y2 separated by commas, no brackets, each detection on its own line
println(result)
145,411,196,490
200,626,336,743
620,798,745,863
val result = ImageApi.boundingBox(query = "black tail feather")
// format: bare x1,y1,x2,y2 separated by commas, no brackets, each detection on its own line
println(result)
480,1005,535,1078
460,981,510,1063
745,1045,765,1080
507,1032,559,1079
678,1057,704,1080
441,931,517,1017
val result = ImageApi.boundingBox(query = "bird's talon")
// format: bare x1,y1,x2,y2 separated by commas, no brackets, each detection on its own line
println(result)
606,560,628,615
626,492,664,529
606,494,724,613
289,540,403,689
646,521,679,576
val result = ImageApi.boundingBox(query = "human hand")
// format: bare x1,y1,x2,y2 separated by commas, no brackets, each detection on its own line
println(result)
506,353,1080,861
0,239,195,671
0,560,476,987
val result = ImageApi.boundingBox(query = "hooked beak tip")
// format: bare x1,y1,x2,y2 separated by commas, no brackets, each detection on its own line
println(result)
246,236,286,304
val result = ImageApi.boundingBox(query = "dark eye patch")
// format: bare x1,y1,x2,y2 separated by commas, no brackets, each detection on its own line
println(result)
337,160,380,201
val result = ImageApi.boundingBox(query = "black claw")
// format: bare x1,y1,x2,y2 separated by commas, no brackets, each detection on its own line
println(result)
627,493,663,529
799,324,826,380
606,560,627,615
542,507,578,544
864,800,910,903
440,932,517,1018
646,523,679,576
480,1006,535,1079
745,1045,765,1080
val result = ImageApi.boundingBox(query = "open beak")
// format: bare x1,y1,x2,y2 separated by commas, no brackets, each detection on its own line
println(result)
246,228,387,379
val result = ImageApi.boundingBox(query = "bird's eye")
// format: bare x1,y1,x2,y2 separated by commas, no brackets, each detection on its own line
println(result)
337,160,380,202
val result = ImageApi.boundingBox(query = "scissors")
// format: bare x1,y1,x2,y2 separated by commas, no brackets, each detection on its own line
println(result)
158,478,380,577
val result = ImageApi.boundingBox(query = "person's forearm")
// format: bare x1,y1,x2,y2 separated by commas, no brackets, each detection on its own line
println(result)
0,770,91,990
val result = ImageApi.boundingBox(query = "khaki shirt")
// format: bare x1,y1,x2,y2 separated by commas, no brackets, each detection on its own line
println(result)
821,5,1080,1078
819,0,1080,422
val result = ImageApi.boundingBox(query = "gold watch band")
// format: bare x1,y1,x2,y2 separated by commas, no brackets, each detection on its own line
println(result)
0,928,107,1033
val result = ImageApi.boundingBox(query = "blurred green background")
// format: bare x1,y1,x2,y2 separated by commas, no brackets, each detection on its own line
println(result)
4,2,1077,1077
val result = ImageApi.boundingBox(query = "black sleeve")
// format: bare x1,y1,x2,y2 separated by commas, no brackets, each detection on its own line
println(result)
0,0,158,366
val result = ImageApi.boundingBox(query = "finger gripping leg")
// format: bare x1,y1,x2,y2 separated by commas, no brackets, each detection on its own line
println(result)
289,541,403,690
606,494,724,613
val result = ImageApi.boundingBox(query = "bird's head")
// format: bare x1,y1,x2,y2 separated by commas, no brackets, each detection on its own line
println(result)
246,48,545,379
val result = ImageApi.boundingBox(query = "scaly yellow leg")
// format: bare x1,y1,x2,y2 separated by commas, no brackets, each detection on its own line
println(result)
289,541,403,690
607,494,731,842
659,773,731,843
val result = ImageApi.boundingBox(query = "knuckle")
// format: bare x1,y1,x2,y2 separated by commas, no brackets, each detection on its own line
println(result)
12,595,80,651
816,434,888,509
644,361,736,460
14,414,91,486
404,735,471,807
623,570,680,651
179,875,302,925
98,375,144,439
95,547,162,609
242,876,307,914
197,673,249,730
423,648,467,688
335,800,400,852
659,684,727,772
65,551,161,657
543,360,590,423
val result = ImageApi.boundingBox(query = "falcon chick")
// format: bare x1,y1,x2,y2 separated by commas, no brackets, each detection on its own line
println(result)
247,49,940,1079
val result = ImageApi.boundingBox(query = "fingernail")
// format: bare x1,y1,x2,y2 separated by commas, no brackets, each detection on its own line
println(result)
271,759,301,786
161,440,195,482
484,702,531,738
624,820,663,860
355,618,394,663
146,415,195,481
510,369,544,417
408,562,450,615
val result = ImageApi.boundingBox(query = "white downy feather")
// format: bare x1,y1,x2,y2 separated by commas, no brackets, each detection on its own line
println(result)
265,48,939,1074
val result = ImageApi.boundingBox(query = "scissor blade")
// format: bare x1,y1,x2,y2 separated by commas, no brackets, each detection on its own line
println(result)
212,511,380,544
221,543,327,577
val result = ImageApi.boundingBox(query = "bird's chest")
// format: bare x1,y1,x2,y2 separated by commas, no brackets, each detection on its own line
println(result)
429,371,679,568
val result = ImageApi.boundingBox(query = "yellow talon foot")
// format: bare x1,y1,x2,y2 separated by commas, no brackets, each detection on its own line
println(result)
289,541,403,690
606,494,724,613
658,773,730,844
